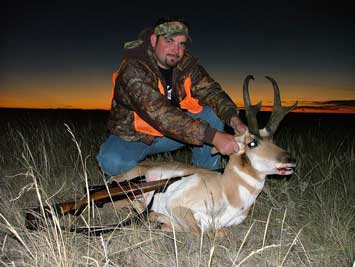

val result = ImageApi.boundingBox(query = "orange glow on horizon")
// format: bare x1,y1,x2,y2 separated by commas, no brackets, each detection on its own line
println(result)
1,80,354,113
1,101,355,114
0,98,111,110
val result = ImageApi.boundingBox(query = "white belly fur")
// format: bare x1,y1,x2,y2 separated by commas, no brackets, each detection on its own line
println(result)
151,174,200,218
150,174,260,231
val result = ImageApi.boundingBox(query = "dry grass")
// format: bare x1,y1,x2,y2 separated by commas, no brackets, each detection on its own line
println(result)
0,109,354,266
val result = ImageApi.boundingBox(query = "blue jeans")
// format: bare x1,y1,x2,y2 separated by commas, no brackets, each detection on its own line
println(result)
96,106,224,177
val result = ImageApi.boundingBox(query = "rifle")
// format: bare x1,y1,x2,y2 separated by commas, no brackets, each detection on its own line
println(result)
25,175,182,231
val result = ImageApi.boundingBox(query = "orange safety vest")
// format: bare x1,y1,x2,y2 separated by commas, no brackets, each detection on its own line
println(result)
112,70,202,137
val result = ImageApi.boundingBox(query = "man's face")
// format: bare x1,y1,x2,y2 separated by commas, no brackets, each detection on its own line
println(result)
150,34,187,69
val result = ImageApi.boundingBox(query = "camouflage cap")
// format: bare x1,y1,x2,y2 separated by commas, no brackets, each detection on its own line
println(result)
154,21,191,41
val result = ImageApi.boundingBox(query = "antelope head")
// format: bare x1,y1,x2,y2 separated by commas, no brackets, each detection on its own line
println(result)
237,75,297,176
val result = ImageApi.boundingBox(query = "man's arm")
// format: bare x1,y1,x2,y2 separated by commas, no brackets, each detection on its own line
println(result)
189,65,247,154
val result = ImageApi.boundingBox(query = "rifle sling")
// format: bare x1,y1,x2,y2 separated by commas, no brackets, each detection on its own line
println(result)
89,176,182,208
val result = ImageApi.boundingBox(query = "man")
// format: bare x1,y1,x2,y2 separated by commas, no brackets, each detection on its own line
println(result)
97,17,247,178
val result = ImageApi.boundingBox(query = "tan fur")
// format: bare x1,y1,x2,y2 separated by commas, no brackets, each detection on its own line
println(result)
110,160,206,183
223,155,260,208
149,208,201,237
171,206,201,236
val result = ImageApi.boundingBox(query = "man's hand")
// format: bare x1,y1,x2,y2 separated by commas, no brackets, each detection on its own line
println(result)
212,131,239,155
230,116,247,135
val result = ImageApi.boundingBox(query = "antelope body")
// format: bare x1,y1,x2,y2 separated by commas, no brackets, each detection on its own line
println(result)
112,75,297,236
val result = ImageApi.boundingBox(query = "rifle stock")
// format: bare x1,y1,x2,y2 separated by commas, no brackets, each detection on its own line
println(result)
25,176,181,230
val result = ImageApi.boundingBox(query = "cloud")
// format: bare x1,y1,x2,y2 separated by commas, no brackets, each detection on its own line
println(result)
241,100,355,113
314,100,355,107
293,100,355,113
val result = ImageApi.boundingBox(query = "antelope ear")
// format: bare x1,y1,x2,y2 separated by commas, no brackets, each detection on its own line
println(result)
230,116,248,135
211,147,219,155
259,128,271,137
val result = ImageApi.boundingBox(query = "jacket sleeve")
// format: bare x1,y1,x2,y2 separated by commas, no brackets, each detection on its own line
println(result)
190,64,239,125
118,60,215,145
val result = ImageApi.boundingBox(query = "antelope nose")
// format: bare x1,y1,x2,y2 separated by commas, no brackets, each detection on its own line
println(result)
279,153,296,164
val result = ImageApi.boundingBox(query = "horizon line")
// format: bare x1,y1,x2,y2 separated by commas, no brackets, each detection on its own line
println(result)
1,106,355,114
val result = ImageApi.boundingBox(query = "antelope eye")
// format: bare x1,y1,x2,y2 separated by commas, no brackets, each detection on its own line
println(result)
248,140,258,148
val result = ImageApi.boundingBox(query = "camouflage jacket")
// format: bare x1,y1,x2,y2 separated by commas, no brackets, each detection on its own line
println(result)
107,29,239,145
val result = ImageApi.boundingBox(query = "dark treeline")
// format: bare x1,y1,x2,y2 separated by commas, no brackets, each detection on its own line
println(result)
1,108,354,132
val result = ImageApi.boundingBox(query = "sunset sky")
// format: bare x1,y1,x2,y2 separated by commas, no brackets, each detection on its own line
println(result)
1,1,354,113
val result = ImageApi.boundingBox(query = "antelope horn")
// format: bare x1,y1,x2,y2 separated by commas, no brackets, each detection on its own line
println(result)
243,75,262,136
264,76,297,136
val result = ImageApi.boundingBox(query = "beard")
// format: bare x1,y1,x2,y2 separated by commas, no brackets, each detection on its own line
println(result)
154,50,182,69
164,54,181,68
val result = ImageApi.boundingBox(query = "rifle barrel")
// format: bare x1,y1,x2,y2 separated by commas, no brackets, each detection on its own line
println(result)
25,176,182,230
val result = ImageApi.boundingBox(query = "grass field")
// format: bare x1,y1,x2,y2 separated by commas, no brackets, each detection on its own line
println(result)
0,108,354,266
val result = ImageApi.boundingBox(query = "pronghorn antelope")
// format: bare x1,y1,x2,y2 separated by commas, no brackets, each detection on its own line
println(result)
112,75,297,237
